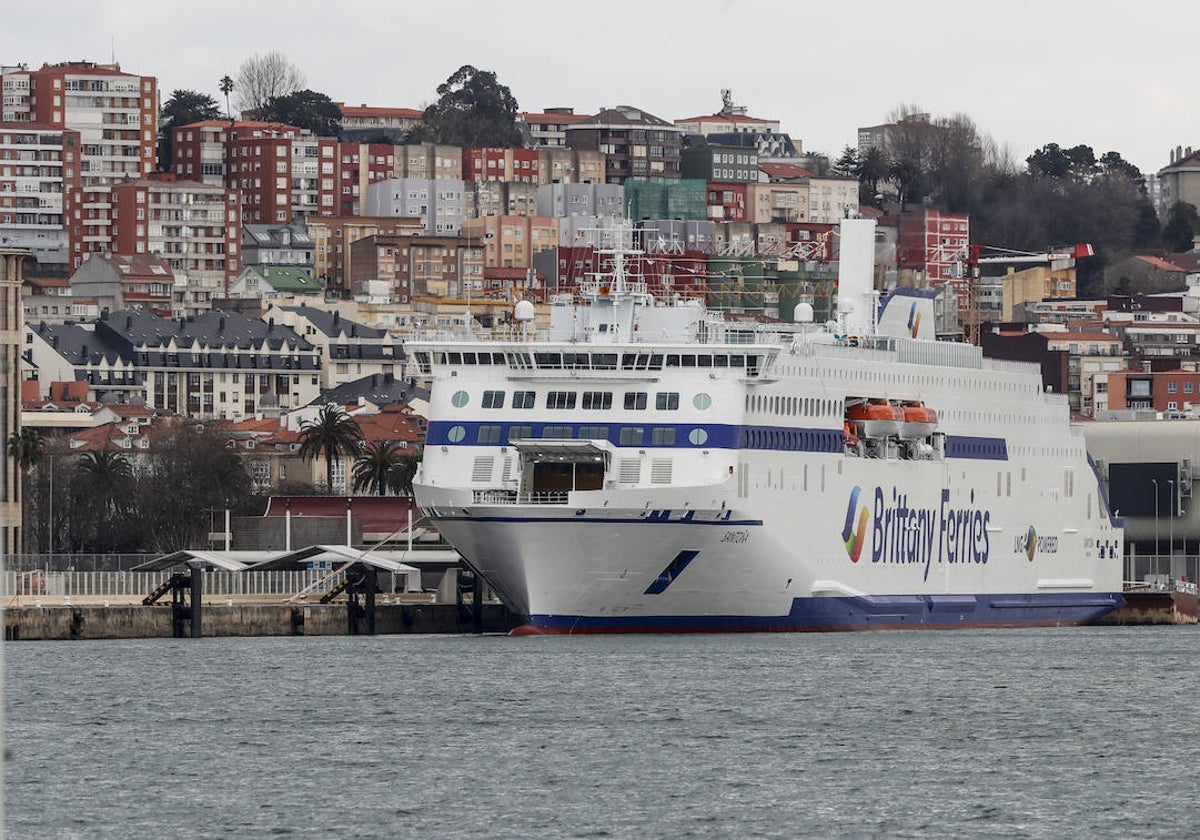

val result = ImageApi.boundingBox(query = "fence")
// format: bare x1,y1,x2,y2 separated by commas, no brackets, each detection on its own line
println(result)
3,569,344,603
7,554,158,573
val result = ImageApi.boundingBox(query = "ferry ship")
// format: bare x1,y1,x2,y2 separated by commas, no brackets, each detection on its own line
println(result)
407,220,1124,633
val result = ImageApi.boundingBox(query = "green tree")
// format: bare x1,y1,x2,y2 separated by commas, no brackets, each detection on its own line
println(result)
412,65,522,147
7,428,44,472
352,440,405,496
298,405,364,492
136,425,253,552
857,146,890,207
392,451,421,497
260,89,343,138
158,89,222,170
1163,202,1200,252
219,75,234,120
72,451,135,552
831,146,858,178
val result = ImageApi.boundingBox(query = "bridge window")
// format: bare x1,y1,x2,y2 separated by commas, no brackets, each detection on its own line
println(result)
482,390,505,409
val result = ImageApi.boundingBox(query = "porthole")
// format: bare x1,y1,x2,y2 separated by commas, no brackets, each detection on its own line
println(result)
689,428,708,446
451,390,469,408
693,392,712,410
447,425,466,442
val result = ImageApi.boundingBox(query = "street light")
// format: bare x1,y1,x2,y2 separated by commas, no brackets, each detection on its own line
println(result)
1152,477,1160,575
1169,479,1175,572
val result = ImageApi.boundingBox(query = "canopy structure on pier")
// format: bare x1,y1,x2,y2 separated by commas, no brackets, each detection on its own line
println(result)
130,550,285,573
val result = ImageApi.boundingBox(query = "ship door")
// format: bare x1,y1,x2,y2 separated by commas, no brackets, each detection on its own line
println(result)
513,441,612,500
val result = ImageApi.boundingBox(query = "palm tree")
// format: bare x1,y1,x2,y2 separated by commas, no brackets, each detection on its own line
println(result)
219,75,234,120
75,450,135,551
297,405,363,492
7,428,44,472
392,450,421,497
352,440,404,496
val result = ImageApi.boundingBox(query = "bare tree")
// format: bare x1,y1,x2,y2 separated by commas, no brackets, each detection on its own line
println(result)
234,51,305,117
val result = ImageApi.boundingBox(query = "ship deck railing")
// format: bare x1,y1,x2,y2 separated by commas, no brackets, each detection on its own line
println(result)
472,489,569,505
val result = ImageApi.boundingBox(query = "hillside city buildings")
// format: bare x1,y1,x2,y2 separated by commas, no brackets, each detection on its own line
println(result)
5,57,1200,555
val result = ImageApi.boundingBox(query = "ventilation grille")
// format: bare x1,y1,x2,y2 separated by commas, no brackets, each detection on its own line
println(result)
618,458,641,484
471,456,495,483
650,458,672,485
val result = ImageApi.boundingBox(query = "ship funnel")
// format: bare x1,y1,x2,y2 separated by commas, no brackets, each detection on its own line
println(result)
837,218,877,336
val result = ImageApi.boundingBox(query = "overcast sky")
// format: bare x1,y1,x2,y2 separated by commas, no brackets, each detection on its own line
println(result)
8,0,1190,176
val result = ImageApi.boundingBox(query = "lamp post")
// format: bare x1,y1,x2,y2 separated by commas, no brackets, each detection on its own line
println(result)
1169,479,1175,575
1152,478,1160,577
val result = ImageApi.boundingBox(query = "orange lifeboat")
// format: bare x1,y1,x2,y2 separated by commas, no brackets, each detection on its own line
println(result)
847,399,903,438
898,401,938,440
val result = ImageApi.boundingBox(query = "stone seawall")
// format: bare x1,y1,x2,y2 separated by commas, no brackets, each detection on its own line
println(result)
4,603,520,640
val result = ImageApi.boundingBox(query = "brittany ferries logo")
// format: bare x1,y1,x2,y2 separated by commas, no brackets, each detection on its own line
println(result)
1022,526,1038,561
842,486,869,562
907,302,921,338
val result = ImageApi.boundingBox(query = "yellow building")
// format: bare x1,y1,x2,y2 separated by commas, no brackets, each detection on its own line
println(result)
1,248,26,555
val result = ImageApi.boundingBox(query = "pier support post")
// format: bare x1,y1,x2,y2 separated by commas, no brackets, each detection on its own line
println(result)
189,561,203,638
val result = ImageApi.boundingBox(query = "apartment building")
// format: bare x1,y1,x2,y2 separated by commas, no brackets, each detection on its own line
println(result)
1,61,157,186
264,302,404,390
108,175,242,297
336,103,422,141
463,147,540,184
303,215,423,295
538,147,606,185
363,177,467,236
519,108,590,148
352,234,469,300
222,123,337,223
566,106,684,184
0,123,80,264
535,182,624,219
680,140,760,183
463,215,558,270
69,253,174,317
746,182,809,224
467,180,538,218
1,247,23,555
23,309,322,420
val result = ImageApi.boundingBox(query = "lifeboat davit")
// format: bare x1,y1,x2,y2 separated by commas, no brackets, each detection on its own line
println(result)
847,399,903,438
898,401,938,440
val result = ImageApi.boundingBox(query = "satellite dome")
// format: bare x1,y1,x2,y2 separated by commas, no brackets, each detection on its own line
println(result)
793,302,814,323
514,300,536,322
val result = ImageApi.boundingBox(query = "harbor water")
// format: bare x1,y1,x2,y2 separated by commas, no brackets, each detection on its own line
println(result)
6,626,1199,838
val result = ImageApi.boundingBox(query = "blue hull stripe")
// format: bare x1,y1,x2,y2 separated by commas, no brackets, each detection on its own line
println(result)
643,550,700,595
523,592,1124,634
426,420,1008,461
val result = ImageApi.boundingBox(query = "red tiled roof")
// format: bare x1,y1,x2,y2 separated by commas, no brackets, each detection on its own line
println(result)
759,162,813,180
338,104,423,119
1135,255,1187,272
675,113,774,125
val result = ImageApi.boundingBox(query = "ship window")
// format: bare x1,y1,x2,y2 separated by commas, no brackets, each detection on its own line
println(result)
482,390,505,409
652,427,676,445
713,355,728,367
592,353,618,370
583,391,613,410
693,393,712,410
448,352,463,364
547,391,576,409
451,390,469,408
508,424,532,441
649,354,664,369
729,354,745,368
625,392,648,410
619,426,644,445
697,355,712,368
665,354,680,367
463,353,477,364
534,352,563,368
447,425,466,443
478,425,502,444
476,353,491,365
681,355,696,367
542,425,573,438
513,391,536,409
656,392,680,410
579,425,609,439
689,428,708,446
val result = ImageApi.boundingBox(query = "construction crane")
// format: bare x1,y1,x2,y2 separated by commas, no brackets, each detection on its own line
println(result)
958,243,1095,345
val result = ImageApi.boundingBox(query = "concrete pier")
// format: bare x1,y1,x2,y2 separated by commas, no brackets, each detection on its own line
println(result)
4,603,519,641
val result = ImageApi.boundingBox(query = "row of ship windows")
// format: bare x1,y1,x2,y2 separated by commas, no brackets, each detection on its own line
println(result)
456,389,712,411
447,424,709,447
416,350,763,374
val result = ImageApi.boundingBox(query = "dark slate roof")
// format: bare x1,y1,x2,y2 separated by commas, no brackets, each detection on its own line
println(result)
320,372,429,407
32,309,319,371
283,304,389,340
572,106,679,130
